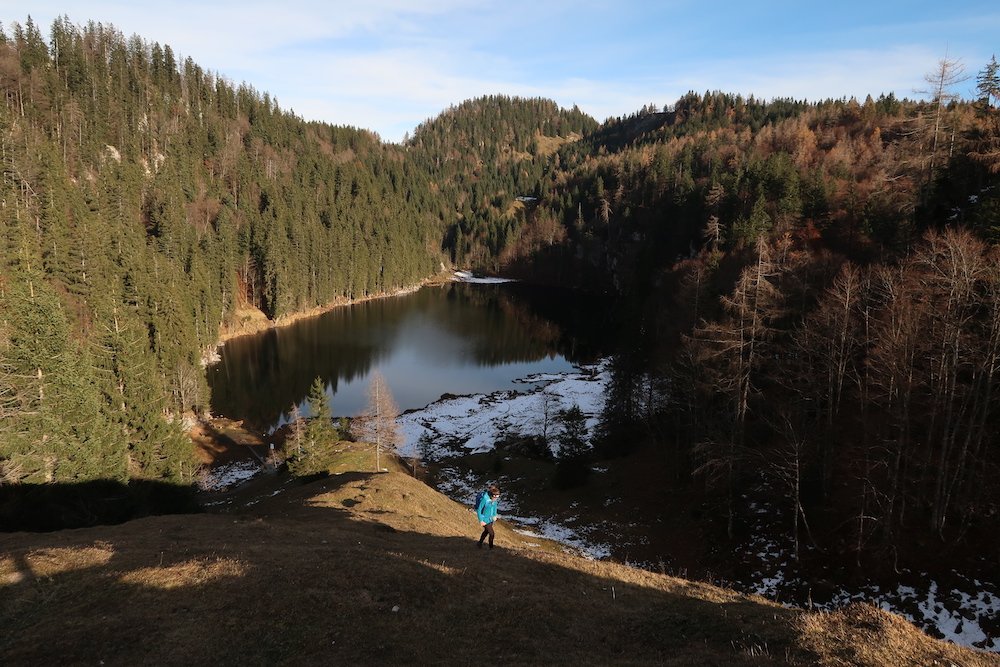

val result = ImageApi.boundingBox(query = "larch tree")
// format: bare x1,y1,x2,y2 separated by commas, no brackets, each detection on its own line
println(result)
917,56,967,187
356,370,401,473
287,402,305,458
703,182,726,253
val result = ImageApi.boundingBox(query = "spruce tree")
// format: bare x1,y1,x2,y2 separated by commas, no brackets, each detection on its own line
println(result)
554,404,590,488
976,55,1000,110
303,376,336,453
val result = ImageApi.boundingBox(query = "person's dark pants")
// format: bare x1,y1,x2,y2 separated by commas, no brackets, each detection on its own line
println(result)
479,522,495,548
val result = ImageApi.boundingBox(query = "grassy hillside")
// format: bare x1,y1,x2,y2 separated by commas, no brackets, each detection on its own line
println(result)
1,452,995,666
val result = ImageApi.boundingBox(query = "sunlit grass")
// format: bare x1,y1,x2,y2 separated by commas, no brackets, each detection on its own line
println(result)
118,558,247,590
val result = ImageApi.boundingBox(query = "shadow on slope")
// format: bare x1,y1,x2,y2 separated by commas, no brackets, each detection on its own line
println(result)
0,479,200,532
0,470,995,666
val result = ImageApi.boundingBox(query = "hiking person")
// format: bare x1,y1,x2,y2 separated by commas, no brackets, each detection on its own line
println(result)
476,484,501,549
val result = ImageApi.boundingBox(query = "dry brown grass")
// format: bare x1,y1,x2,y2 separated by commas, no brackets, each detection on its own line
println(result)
1,458,996,666
117,557,247,590
533,131,582,156
190,418,267,465
799,604,998,666
218,305,271,341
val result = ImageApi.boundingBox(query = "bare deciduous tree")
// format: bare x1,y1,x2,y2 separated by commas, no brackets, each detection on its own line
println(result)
916,56,968,186
789,263,868,495
288,402,304,457
915,229,993,535
764,412,818,561
703,183,726,253
356,370,401,473
867,262,924,537
690,238,786,537
172,360,202,414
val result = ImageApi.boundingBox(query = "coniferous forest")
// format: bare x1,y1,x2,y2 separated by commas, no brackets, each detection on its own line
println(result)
1,18,448,484
2,16,1000,570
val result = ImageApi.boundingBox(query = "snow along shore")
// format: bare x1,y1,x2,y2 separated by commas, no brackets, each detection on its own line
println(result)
452,270,516,284
396,361,609,460
396,360,613,561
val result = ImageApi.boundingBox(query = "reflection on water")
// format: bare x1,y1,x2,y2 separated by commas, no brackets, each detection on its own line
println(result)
207,282,612,429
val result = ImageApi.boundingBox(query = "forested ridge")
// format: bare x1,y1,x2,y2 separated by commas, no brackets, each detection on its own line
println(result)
2,14,1000,571
406,96,597,270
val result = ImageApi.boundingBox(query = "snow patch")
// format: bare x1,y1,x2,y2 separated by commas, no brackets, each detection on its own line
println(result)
512,517,613,560
197,460,262,491
397,361,609,459
200,346,222,368
452,270,516,284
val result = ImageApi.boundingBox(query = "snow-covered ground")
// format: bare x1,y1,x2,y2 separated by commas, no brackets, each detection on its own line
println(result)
431,462,613,560
511,518,613,560
452,270,516,284
197,460,263,492
397,361,609,459
402,361,615,562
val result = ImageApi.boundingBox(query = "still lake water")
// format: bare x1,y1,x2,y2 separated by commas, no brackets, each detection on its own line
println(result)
207,282,613,430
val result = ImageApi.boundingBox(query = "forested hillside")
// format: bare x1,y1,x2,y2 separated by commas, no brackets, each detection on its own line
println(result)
479,90,997,292
504,82,1000,567
398,61,1000,573
0,18,604,487
0,18,445,484
407,96,597,269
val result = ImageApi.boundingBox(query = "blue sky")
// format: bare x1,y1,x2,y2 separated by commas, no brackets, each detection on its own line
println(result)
3,1,997,142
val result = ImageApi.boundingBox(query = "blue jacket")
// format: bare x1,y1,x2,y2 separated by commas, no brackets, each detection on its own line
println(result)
476,491,498,524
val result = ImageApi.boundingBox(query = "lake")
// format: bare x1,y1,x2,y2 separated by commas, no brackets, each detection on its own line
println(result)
207,281,614,430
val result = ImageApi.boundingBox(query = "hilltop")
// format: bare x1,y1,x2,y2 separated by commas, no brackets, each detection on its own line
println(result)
1,450,996,666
